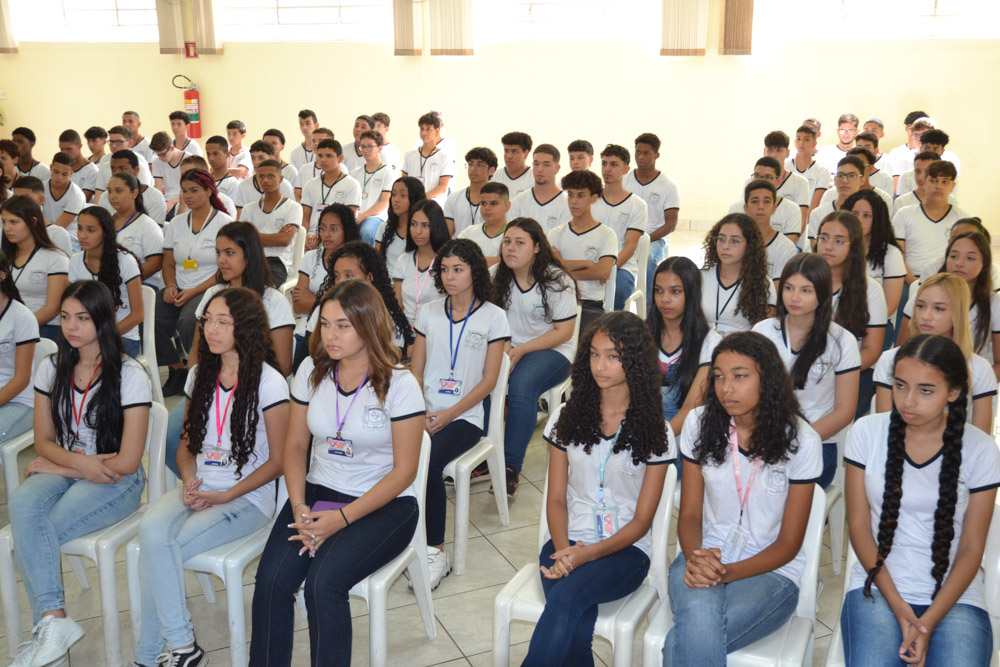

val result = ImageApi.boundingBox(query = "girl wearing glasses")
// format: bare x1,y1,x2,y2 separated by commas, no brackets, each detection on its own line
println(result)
134,287,288,667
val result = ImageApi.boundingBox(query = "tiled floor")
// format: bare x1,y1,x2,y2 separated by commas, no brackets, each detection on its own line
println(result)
0,229,851,667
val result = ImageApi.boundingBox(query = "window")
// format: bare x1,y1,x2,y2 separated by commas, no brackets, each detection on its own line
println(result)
476,0,661,45
215,0,393,43
9,0,158,42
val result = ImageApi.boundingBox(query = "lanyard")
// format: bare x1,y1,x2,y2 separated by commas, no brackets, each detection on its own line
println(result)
11,246,40,286
334,365,369,439
596,422,624,506
226,149,239,169
186,209,216,261
730,419,760,526
715,270,741,327
363,164,384,191
215,376,239,446
116,210,141,234
320,174,343,206
71,363,102,443
447,296,476,379
413,256,435,313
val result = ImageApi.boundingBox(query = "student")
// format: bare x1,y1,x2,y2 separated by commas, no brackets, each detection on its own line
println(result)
7,280,150,667
168,110,203,157
103,171,164,289
875,274,995,433
250,280,424,666
150,131,188,203
892,151,956,217
410,239,509,585
844,334,999,667
176,154,237,222
854,132,894,187
135,287,287,667
509,144,572,233
917,219,1000,293
444,147,497,237
458,181,509,267
70,206,144,356
566,139,595,172
233,140,296,214
157,170,233,396
753,254,860,488
897,128,962,196
400,111,456,206
376,176,426,275
736,180,798,283
592,144,647,311
393,199,449,323
664,331,821,665
816,113,860,176
301,138,362,242
290,109,318,171
239,159,303,287
122,110,154,162
293,127,339,199
92,126,154,201
0,139,21,190
787,124,831,213
761,130,810,229
804,155,865,250
205,135,241,200
99,149,167,226
12,127,51,181
892,160,968,277
887,110,929,181
546,170,618,334
341,115,374,174
84,126,108,165
0,247,39,444
0,196,69,341
699,213,777,335
57,129,99,202
226,120,252,179
728,159,801,240
526,311,671,666
624,132,680,294
845,190,905,324
352,130,397,245
372,112,400,173
10,176,75,256
262,128,298,185
491,131,534,197
491,218,578,494
44,152,87,247
647,256,721,436
818,148,893,212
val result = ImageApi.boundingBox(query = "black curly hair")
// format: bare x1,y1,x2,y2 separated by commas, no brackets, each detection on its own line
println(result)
819,211,870,339
702,213,771,326
184,287,279,478
693,332,803,466
378,176,425,258
492,218,577,320
318,203,361,247
844,190,898,274
775,254,835,390
551,311,668,466
77,206,141,310
942,231,993,354
432,239,493,305
646,256,709,400
863,334,968,600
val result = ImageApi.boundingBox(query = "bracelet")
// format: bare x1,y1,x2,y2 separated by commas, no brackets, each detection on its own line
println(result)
292,501,307,512
340,508,350,526
165,283,177,289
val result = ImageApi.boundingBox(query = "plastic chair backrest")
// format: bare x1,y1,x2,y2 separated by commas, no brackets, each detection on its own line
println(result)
793,484,827,621
603,268,617,312
141,285,157,361
412,430,432,514
977,505,1000,648
484,353,511,447
635,233,650,296
32,339,57,376
144,402,169,505
290,226,307,275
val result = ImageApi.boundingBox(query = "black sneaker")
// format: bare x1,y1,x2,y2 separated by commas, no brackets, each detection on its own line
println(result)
489,466,519,499
157,642,208,667
444,461,490,486
161,367,188,398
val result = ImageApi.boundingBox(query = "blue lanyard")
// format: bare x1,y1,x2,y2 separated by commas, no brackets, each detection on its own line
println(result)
596,422,624,505
447,296,476,379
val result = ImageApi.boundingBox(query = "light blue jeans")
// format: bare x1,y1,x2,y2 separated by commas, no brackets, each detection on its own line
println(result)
135,486,270,664
0,402,33,444
842,588,993,666
504,349,570,474
9,467,146,623
647,238,667,296
614,268,636,312
122,337,141,358
165,398,185,479
664,554,799,666
359,216,384,246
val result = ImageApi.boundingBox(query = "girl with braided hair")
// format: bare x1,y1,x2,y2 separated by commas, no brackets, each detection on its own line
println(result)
842,334,999,666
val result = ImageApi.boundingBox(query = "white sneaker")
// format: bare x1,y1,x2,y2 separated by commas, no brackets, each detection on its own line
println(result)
29,615,83,667
426,546,451,591
11,638,38,667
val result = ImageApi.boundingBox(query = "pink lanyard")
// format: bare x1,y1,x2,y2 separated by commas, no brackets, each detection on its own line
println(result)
71,364,101,442
334,366,369,439
413,257,435,313
215,376,239,446
730,419,760,526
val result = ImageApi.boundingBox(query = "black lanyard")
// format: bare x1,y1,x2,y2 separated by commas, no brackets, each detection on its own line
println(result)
715,268,741,325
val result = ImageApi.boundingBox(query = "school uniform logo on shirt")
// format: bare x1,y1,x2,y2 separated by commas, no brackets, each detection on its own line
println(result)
618,213,629,225
533,304,547,320
762,467,788,495
808,360,834,384
30,270,46,284
362,405,389,431
465,331,486,351
649,193,660,203
0,338,11,356
585,247,599,262
619,456,644,477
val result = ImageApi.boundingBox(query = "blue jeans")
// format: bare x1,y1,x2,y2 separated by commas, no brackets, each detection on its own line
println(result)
122,337,140,357
165,398,185,479
647,238,667,296
613,268,636,312
664,554,799,666
9,467,146,623
359,216,384,246
856,367,875,421
0,402,33,444
842,588,993,666
249,482,418,667
523,539,649,667
427,418,482,545
135,487,270,664
819,441,837,489
293,333,310,375
39,324,63,345
505,349,571,474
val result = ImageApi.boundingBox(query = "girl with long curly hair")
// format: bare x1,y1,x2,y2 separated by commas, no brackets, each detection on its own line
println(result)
70,206,144,356
524,311,672,666
700,213,777,335
842,334,999,666
9,281,151,666
251,280,424,667
410,239,509,587
491,218,578,496
752,253,860,489
874,274,995,434
376,176,425,273
665,331,821,665
134,287,288,667
392,198,449,324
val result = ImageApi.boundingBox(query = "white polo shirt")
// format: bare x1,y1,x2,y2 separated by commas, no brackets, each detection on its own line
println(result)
458,223,506,260
11,247,69,326
99,186,167,227
151,153,189,200
301,174,362,233
893,190,958,217
71,162,99,194
281,163,298,185
546,222,619,302
727,198,801,237
623,170,681,240
375,221,407,277
95,153,154,191
700,266,778,336
491,167,534,199
352,164,396,220
227,146,253,177
820,187,892,214
776,171,810,207
341,142,365,174
832,276,888,331
294,248,329,336
45,224,73,258
16,161,50,181
443,188,483,236
239,197,303,271
173,138,202,157
43,180,87,240
873,347,997,421
401,144,456,206
69,250,142,341
510,188,572,233
762,231,798,281
163,209,232,290
592,193,648,280
503,269,578,362
867,244,907,286
233,177,295,209
0,298,40,409
290,143,314,171
892,203,970,274
785,159,831,198
816,144,849,176
115,213,164,289
393,250,442,323
214,175,240,200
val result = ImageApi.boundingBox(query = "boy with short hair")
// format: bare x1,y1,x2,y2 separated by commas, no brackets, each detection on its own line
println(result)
762,131,810,210
11,128,50,180
788,124,831,212
150,131,188,202
372,112,400,172
567,139,594,172
863,118,885,140
400,111,456,205
121,111,154,162
444,147,497,237
855,130,893,174
0,140,19,189
546,169,618,333
741,180,797,282
342,115,374,174
11,176,74,256
892,151,957,216
491,131,533,197
262,128,298,185
804,155,865,250
291,109,318,171
301,138,361,240
226,120,252,179
729,157,802,241
294,127,339,198
98,149,167,225
892,160,968,277
509,144,572,232
897,128,961,196
816,113,859,176
58,129,99,201
352,129,398,244
84,126,108,165
887,110,929,178
92,127,154,204
44,152,87,247
458,181,509,267
168,110,203,156
239,158,303,287
204,135,240,199
234,140,296,214
623,132,680,294
844,146,894,200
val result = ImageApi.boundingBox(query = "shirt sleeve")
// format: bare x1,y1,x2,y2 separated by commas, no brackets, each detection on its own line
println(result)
550,272,578,322
120,252,141,284
266,289,296,330
766,278,778,307
679,408,701,462
121,359,153,408
662,177,681,210
843,416,873,469
33,355,56,396
13,307,40,344
291,356,315,405
867,279,888,327
392,253,406,282
891,209,906,241
387,370,426,421
599,227,619,259
344,178,362,208
163,218,177,251
541,404,565,449
414,299,430,338
872,349,896,388
628,199,648,232
835,328,862,372
260,366,291,412
788,422,822,483
488,305,512,343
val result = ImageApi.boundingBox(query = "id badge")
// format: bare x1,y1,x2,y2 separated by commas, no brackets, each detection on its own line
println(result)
721,523,750,563
182,258,198,271
71,439,87,455
327,436,354,458
592,504,620,541
203,447,227,467
438,377,463,395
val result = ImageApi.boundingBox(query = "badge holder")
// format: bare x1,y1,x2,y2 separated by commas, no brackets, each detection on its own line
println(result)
327,436,354,458
183,257,198,270
592,502,620,541
721,522,750,563
438,376,463,395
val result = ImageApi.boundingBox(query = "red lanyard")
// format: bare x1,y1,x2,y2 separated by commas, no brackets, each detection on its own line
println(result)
215,376,239,446
71,363,101,442
730,419,760,526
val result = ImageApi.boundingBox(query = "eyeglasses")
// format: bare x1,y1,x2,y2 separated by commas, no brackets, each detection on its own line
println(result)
358,144,379,151
838,128,858,135
834,172,861,182
817,234,849,247
750,173,776,181
109,139,128,146
715,235,744,248
197,316,235,332
465,162,490,170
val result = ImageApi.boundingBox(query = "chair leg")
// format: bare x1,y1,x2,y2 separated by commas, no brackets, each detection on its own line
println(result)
406,558,437,641
1,442,23,503
0,529,22,658
197,572,217,604
67,555,91,590
223,559,249,667
367,580,389,667
487,452,509,527
829,496,846,576
452,469,471,576
96,541,124,667
491,602,511,667
125,540,142,644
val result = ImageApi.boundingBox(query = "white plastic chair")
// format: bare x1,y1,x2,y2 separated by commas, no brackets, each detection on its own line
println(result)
136,285,164,407
643,484,826,667
278,226,307,295
125,477,289,667
603,267,618,313
825,426,850,575
0,337,57,500
625,233,650,316
543,305,582,415
443,353,510,575
493,442,678,667
0,401,168,665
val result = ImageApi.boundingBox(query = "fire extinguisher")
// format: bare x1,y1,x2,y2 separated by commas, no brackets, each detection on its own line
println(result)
172,75,201,139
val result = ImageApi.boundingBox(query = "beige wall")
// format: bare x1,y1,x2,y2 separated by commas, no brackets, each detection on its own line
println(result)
1,37,997,230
